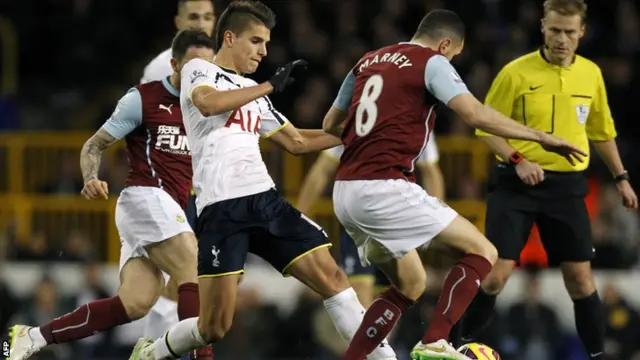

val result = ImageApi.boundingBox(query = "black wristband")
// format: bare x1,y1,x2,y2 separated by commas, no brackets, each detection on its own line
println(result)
614,171,630,183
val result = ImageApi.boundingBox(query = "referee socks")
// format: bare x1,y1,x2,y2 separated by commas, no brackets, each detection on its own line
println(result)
574,291,605,359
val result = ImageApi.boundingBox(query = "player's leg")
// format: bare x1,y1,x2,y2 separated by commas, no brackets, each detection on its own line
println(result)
538,196,604,359
251,189,396,360
417,215,497,344
144,278,179,340
145,232,213,359
334,179,495,360
339,226,377,308
131,201,250,359
120,187,210,358
10,251,163,360
453,187,535,344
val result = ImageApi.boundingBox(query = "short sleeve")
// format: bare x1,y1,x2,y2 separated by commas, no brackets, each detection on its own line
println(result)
323,145,344,160
586,67,617,141
259,96,289,138
417,135,439,164
333,71,356,111
181,58,218,101
476,66,517,137
424,55,471,105
100,88,143,139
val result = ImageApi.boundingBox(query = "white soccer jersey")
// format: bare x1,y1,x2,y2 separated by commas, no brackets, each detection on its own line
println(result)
180,58,287,214
141,48,173,83
323,134,440,164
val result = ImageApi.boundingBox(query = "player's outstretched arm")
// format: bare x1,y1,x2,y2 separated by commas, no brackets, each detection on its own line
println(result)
191,83,274,116
268,124,342,156
187,59,306,116
296,151,339,213
449,94,587,164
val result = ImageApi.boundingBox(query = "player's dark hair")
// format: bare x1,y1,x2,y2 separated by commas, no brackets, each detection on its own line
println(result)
171,29,215,60
177,0,213,12
214,0,276,52
413,9,465,42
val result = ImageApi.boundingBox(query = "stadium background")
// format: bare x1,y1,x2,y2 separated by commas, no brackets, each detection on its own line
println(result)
1,0,640,359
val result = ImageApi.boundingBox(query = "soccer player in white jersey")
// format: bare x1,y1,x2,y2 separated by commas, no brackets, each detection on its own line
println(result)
128,2,399,360
297,140,444,308
141,0,215,84
140,0,215,343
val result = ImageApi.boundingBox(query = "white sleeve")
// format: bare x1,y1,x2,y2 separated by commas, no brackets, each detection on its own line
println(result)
259,96,289,138
100,89,142,139
417,135,439,164
181,59,219,100
323,145,344,159
424,55,471,105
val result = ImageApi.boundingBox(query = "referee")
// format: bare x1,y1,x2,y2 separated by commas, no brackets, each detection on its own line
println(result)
455,0,638,358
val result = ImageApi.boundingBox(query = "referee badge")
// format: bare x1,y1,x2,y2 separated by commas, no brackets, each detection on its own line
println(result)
575,104,590,125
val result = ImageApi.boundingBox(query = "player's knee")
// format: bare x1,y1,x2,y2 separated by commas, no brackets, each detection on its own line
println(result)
197,311,234,343
469,237,498,266
119,289,159,320
482,259,514,295
396,269,426,301
289,249,351,298
561,263,596,298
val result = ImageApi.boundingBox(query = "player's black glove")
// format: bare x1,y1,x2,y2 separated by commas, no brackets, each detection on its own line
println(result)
269,59,308,93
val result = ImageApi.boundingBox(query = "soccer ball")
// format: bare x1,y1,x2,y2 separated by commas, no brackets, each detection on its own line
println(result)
457,342,501,360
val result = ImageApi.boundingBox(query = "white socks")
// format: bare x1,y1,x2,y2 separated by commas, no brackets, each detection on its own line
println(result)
323,287,397,360
152,317,207,360
144,297,179,340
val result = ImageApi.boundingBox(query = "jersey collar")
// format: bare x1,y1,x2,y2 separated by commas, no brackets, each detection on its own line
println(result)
162,76,179,97
214,63,242,76
538,47,576,68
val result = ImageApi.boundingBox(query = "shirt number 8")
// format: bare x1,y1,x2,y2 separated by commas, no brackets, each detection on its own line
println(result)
355,74,384,137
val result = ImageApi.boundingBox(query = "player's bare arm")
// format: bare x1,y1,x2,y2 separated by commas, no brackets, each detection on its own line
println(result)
80,129,116,200
268,123,342,155
448,94,587,164
322,105,348,137
296,151,339,213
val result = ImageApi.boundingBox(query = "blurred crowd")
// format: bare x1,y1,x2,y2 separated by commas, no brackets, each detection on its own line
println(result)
2,0,640,359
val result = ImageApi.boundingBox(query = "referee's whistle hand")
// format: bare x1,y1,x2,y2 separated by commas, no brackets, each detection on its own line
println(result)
515,160,545,186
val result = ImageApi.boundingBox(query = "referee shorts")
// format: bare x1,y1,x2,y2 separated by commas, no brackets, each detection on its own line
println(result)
485,164,593,266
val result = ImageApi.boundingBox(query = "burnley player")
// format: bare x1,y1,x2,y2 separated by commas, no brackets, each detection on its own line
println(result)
140,0,215,342
297,140,444,308
8,34,216,360
128,3,397,360
322,9,588,360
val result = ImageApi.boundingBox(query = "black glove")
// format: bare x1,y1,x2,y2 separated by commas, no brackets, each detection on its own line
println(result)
268,59,308,93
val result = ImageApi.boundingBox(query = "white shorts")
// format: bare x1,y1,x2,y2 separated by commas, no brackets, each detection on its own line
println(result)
333,179,458,266
117,186,193,276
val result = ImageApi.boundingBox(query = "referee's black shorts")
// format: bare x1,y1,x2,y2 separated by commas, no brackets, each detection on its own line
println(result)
485,163,593,266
